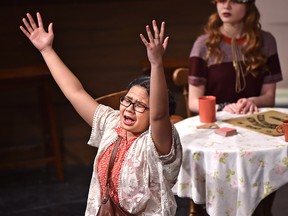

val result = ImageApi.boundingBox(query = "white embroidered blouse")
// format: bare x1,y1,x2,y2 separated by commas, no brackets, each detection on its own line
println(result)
84,104,182,216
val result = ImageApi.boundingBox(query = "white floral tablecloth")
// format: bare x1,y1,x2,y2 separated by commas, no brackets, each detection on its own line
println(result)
172,108,288,216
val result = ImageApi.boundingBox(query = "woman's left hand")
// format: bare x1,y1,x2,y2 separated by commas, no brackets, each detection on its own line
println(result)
140,20,169,65
236,98,259,114
222,98,258,114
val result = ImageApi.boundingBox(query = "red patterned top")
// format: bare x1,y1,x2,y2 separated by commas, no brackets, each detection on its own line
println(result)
97,126,137,203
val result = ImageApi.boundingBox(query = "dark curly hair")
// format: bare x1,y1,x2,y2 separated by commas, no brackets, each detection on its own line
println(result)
127,76,176,115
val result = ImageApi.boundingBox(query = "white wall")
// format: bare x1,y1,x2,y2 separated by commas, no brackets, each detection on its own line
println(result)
256,0,288,106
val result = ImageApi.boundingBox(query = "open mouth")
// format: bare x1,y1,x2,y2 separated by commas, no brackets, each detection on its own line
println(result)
123,115,135,126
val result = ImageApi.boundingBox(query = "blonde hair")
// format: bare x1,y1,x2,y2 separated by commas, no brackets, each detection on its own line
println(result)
204,1,268,76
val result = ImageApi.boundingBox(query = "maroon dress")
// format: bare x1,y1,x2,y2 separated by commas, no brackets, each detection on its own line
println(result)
188,31,283,104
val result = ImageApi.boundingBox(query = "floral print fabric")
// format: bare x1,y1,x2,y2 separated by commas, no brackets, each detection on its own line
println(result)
97,126,136,204
172,108,288,216
85,104,182,216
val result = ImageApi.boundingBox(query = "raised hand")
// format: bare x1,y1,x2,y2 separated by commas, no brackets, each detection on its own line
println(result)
140,20,169,65
20,12,54,53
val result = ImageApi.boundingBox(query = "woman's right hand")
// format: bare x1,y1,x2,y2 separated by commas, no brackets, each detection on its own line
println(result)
20,12,54,53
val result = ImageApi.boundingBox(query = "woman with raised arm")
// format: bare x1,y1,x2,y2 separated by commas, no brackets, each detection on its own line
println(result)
188,0,282,114
20,12,182,215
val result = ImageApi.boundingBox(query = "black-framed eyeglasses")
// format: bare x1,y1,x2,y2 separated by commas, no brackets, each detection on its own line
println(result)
120,96,149,113
215,0,250,4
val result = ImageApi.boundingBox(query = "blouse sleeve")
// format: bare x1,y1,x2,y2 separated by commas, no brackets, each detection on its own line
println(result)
188,35,209,86
147,124,183,185
262,31,283,83
87,104,120,148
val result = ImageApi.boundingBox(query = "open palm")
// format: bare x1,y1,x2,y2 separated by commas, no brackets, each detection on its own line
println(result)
140,20,169,65
20,12,54,52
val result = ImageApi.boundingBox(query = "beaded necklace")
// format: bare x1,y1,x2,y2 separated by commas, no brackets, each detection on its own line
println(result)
221,26,247,93
231,37,246,93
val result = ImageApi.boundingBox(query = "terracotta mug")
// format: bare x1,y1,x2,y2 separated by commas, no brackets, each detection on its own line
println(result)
276,120,288,142
198,96,216,123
